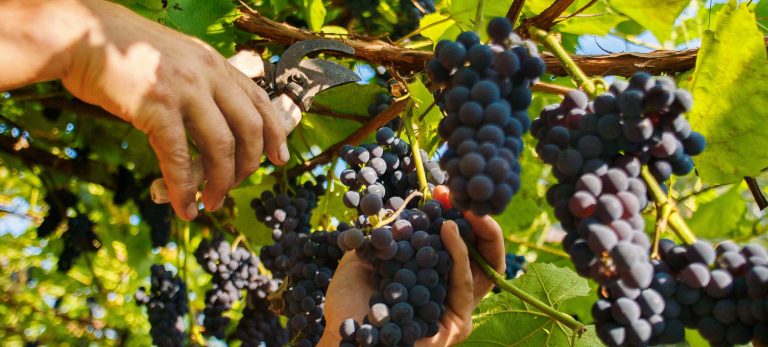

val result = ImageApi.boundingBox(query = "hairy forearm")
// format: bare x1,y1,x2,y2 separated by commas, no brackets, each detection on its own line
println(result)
0,0,97,90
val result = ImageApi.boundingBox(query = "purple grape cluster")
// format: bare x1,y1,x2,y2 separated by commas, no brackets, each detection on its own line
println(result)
135,265,188,347
111,167,173,248
280,230,344,347
335,130,473,346
194,237,275,339
252,179,345,346
339,127,447,222
58,215,100,272
531,73,706,184
652,240,768,345
427,17,545,215
37,189,77,238
232,280,288,347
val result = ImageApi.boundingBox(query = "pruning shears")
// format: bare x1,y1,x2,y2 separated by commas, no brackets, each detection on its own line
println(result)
150,39,360,204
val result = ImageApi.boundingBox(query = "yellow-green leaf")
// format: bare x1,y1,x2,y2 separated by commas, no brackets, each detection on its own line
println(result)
608,0,688,42
304,0,326,32
688,1,768,184
688,184,747,239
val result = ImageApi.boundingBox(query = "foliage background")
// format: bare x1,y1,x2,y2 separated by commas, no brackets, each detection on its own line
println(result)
1,0,767,346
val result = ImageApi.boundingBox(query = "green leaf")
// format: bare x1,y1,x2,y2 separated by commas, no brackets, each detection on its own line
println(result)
303,0,327,32
688,1,768,184
450,0,514,35
165,0,239,56
419,13,462,47
462,263,599,346
608,0,689,42
688,184,747,239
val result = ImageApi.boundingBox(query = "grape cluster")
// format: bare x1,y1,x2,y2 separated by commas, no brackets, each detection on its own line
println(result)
137,199,173,248
339,127,447,220
232,280,288,347
335,129,473,346
111,167,173,248
252,177,327,266
653,240,768,346
58,215,100,272
428,17,546,215
393,0,436,39
532,73,706,184
195,236,274,339
135,265,188,347
253,179,345,346
528,74,714,346
37,189,77,238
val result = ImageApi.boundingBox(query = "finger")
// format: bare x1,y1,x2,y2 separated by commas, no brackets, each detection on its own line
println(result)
143,111,198,220
227,64,290,165
227,50,265,78
184,97,236,211
466,212,505,274
150,159,204,204
441,221,474,321
213,84,265,185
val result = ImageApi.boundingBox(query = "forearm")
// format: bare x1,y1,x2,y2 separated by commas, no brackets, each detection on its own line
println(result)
0,0,97,90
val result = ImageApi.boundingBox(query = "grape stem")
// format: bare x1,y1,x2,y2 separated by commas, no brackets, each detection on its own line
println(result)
465,242,587,335
181,221,205,344
528,27,597,97
640,167,697,245
404,113,432,201
374,190,424,228
475,0,485,34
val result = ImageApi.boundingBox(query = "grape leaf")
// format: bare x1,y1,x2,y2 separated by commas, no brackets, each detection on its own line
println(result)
166,0,239,56
303,0,326,32
687,183,747,239
688,1,768,184
553,3,627,36
419,13,462,48
450,0,514,36
608,0,688,42
461,263,599,347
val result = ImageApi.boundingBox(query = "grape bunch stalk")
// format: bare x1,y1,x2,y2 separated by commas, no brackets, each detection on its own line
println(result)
135,265,188,347
334,126,473,346
427,17,546,215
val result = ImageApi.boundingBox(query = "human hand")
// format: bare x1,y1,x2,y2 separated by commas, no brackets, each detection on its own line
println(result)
60,0,290,220
318,212,505,346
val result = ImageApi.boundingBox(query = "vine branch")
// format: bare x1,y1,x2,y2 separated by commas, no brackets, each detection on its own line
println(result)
286,99,407,176
236,7,768,77
465,242,586,334
516,0,577,34
745,176,768,210
506,0,526,26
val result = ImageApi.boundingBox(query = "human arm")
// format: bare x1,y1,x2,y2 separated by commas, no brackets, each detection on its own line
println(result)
0,0,290,220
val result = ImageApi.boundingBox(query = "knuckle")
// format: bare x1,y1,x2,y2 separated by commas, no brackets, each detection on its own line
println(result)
212,135,236,159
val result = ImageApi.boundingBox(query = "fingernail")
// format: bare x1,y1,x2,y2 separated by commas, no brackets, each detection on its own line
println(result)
186,202,198,220
279,143,290,163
